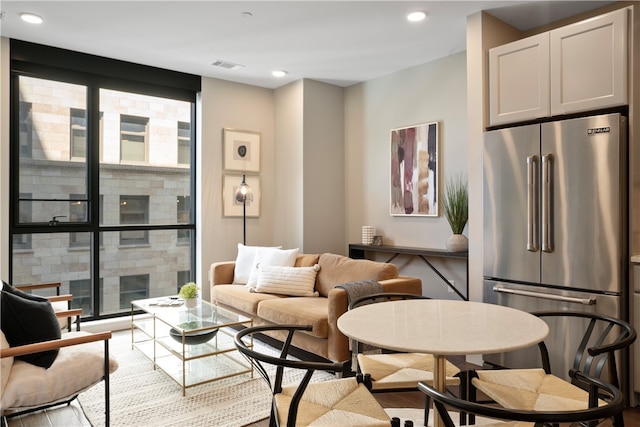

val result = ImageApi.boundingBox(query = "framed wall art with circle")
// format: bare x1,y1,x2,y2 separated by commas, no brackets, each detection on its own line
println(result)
223,128,261,173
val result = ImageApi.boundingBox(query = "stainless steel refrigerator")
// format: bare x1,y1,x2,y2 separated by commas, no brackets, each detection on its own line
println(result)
482,113,628,387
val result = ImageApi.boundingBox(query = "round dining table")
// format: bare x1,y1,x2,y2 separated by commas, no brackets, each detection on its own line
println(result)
337,299,550,427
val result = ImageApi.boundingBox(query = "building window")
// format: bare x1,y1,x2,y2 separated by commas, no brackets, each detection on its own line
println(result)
119,195,149,245
119,274,149,309
178,121,190,165
19,102,33,158
70,279,100,316
13,193,32,249
177,196,190,244
70,108,87,159
120,115,148,163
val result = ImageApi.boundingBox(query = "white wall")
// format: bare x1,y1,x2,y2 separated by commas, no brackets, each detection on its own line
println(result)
344,51,469,299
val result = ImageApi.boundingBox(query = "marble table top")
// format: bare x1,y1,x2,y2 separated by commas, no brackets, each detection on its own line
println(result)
338,299,549,356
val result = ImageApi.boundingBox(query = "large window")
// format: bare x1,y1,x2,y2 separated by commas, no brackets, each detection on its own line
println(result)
9,40,200,321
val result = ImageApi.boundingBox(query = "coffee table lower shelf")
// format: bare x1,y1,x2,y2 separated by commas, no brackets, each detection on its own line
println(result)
132,320,253,396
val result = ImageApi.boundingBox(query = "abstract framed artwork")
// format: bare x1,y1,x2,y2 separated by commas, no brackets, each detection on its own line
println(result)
223,173,260,217
390,121,438,216
223,128,261,172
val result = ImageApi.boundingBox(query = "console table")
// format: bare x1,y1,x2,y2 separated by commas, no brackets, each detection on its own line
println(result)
348,244,468,300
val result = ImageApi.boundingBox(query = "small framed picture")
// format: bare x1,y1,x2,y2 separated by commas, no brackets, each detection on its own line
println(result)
223,174,260,217
223,128,260,172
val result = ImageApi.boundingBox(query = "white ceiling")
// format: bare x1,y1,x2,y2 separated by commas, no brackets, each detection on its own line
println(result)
0,1,616,89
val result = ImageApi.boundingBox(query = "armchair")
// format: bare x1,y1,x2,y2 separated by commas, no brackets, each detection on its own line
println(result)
1,330,117,425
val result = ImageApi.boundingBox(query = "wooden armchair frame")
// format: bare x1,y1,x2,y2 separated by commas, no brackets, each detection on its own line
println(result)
15,283,82,332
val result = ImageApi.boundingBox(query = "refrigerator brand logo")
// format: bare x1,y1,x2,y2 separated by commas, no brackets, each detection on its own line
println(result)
587,127,611,135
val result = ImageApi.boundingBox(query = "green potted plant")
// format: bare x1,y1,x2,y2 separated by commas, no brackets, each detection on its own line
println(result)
440,173,468,251
178,282,199,308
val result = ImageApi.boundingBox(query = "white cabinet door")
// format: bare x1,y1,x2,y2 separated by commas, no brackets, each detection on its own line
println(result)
550,8,628,116
489,33,549,126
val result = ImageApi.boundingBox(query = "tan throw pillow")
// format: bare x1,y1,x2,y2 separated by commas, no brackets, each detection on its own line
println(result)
253,264,320,297
1,330,12,396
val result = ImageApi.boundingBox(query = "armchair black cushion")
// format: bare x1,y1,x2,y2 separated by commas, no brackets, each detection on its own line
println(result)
1,281,61,368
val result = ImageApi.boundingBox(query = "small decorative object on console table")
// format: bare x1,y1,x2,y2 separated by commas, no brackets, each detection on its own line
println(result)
178,282,199,308
441,173,468,252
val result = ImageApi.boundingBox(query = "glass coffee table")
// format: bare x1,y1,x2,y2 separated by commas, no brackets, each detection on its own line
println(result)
131,296,253,395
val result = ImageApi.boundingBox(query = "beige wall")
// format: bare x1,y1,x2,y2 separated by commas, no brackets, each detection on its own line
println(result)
198,78,275,300
344,51,469,299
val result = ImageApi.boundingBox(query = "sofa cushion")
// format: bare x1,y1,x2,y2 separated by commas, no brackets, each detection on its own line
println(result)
254,264,320,297
258,297,329,339
294,253,320,267
212,284,285,315
246,247,299,290
233,244,281,284
315,253,399,297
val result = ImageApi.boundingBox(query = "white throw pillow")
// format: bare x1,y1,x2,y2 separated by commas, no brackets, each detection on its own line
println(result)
253,264,320,297
232,244,281,284
246,247,299,290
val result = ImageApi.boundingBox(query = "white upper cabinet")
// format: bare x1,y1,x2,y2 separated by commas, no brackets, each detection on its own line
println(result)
489,33,550,126
550,8,628,116
489,7,628,126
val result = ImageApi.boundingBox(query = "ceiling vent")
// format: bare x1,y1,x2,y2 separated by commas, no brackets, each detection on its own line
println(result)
211,60,245,70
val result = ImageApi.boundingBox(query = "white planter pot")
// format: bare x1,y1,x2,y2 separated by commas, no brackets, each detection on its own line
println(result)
184,298,197,308
446,234,468,252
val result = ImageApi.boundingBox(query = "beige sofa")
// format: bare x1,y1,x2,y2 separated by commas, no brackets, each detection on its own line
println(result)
210,252,422,363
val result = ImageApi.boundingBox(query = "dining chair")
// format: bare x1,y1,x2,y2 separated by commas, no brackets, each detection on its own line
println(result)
234,324,397,427
418,369,624,427
348,293,462,427
468,311,636,427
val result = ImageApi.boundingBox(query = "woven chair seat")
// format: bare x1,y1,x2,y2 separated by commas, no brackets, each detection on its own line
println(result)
275,377,390,426
358,353,460,390
472,368,604,412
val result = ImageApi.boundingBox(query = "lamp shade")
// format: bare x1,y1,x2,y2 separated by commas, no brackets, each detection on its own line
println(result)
235,176,253,204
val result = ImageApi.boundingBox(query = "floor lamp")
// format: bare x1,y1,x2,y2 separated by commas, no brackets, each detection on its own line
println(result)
234,174,253,245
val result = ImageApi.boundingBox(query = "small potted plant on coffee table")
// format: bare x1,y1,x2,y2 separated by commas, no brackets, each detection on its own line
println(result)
178,282,199,308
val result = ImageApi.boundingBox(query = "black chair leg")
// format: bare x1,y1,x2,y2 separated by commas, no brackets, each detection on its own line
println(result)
423,394,430,426
457,370,468,426
467,371,478,425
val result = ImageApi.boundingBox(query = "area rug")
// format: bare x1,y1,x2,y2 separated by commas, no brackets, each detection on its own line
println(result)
78,329,334,427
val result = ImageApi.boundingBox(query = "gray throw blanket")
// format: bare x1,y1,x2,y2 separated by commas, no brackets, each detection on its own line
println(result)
335,280,383,307
335,280,383,368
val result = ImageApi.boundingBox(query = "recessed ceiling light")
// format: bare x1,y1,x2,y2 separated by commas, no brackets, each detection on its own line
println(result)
272,70,288,78
20,12,43,24
407,11,427,22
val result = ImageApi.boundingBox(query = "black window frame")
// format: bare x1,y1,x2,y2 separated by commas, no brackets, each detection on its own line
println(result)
9,40,200,321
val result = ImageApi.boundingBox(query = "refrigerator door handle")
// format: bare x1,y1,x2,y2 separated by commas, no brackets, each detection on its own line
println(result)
526,155,538,252
541,153,553,253
493,285,597,305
